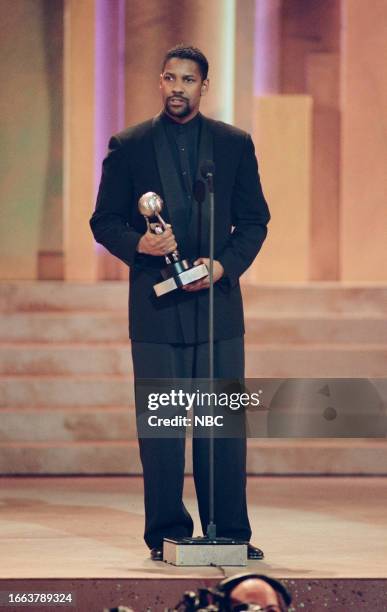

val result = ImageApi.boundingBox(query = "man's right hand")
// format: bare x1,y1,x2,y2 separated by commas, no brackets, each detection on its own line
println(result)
136,225,177,256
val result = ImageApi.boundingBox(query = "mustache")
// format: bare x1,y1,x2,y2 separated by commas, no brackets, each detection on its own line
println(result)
167,95,189,102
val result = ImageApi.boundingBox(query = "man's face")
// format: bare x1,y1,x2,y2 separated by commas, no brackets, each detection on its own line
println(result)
230,578,285,611
160,57,208,123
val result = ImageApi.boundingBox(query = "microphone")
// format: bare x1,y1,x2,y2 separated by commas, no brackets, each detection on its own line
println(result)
193,179,206,204
200,160,215,193
200,160,215,179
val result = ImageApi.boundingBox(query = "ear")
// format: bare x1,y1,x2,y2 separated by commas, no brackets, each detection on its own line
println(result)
201,79,209,96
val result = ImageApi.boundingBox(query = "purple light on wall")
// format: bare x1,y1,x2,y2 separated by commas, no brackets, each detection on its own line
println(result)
94,0,125,203
254,0,281,96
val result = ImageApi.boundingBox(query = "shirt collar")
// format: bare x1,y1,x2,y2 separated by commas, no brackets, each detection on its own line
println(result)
161,110,202,132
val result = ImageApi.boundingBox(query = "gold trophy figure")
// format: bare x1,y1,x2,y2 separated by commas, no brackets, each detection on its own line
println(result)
138,192,208,297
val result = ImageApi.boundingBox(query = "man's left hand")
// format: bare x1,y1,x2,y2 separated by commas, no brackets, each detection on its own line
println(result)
182,258,224,291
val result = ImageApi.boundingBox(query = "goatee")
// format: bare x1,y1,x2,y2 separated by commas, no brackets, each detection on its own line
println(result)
165,99,191,118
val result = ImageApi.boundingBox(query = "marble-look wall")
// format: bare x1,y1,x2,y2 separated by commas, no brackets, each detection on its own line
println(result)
63,0,98,281
124,0,236,127
340,0,387,280
0,0,63,280
274,0,341,281
249,95,312,282
1,1,387,281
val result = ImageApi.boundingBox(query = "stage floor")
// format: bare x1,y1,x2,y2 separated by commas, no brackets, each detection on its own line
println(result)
1,475,386,581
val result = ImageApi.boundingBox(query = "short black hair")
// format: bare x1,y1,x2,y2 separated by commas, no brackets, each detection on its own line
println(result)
161,44,209,80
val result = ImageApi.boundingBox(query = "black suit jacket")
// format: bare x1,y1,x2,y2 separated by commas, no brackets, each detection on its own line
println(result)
90,113,270,343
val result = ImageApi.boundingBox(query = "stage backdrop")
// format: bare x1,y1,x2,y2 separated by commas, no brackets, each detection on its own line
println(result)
0,0,386,282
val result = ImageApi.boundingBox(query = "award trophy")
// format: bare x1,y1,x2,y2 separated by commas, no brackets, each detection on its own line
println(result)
138,192,208,297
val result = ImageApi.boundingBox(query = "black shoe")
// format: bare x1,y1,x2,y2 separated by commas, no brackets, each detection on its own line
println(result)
248,543,264,560
150,546,163,561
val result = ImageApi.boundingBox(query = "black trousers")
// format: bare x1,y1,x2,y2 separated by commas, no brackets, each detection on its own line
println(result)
131,337,252,549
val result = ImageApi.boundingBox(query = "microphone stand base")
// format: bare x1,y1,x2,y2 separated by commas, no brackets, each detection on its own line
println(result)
163,536,248,567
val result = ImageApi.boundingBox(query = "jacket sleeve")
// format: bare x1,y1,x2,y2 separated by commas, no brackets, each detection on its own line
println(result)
217,133,270,287
89,135,142,267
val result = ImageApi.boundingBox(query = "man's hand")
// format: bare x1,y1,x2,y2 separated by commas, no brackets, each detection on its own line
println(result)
183,257,224,291
137,225,177,256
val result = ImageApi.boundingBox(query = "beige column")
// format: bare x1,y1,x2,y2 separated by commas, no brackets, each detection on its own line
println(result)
253,0,281,96
278,0,341,280
124,0,236,126
306,52,340,280
0,1,52,279
248,95,312,282
234,0,255,133
63,0,97,281
340,0,387,280
180,0,236,123
37,0,64,280
124,0,185,126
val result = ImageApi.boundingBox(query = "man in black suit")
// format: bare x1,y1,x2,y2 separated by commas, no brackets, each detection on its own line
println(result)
90,45,270,561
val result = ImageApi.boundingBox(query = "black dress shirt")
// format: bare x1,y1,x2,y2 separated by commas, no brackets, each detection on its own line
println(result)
161,111,202,220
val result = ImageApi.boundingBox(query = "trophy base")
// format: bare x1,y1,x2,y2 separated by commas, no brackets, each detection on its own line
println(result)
160,259,190,280
154,263,208,297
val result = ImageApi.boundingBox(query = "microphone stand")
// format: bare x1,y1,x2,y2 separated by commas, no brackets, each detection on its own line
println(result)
206,169,216,541
162,164,247,566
